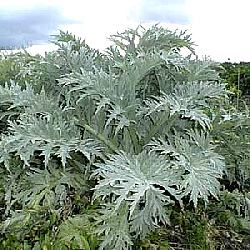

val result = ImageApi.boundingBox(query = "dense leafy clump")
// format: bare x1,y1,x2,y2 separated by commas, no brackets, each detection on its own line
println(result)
220,61,250,97
0,25,250,249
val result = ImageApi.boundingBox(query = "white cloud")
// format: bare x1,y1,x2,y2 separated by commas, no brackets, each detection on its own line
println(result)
0,0,57,11
1,0,250,61
58,0,140,49
186,0,250,62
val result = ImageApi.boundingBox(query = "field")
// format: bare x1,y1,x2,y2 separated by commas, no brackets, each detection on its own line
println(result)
0,26,250,249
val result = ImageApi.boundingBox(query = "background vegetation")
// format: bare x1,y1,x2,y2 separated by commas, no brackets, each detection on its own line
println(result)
0,26,250,249
220,62,250,101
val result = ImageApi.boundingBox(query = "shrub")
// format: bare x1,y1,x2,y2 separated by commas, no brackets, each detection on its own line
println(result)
0,25,249,249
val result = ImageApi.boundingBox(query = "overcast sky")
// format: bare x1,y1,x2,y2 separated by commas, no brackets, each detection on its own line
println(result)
1,0,249,62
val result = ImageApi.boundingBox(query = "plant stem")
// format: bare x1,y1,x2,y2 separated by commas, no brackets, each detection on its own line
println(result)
128,126,142,154
78,123,118,153
143,113,178,145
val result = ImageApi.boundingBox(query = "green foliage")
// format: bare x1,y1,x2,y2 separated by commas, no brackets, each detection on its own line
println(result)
0,24,250,249
220,61,250,98
149,130,225,207
94,151,176,242
54,214,99,249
